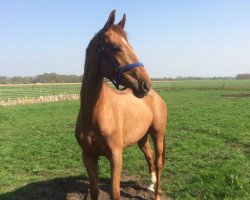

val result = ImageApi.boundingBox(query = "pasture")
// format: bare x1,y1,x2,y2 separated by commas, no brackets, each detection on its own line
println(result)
0,80,249,199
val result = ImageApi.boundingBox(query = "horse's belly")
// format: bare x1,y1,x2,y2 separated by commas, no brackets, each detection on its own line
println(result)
123,132,148,148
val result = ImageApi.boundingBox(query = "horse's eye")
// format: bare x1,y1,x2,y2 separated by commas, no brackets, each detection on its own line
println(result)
113,45,121,53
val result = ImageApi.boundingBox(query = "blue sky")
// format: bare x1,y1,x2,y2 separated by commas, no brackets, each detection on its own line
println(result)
0,0,249,78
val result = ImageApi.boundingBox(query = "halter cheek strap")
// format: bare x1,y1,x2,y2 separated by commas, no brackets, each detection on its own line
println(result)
97,33,143,89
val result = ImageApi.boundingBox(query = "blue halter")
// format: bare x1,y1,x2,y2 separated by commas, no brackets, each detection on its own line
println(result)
97,33,143,89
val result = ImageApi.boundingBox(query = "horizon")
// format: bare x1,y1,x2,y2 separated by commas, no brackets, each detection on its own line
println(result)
0,71,242,79
1,1,249,78
0,71,247,79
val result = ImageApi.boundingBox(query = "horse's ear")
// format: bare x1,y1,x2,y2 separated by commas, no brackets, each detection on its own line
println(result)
103,10,116,30
117,13,126,29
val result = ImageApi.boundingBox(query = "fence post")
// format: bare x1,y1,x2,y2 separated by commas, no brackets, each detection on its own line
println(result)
222,83,225,90
172,82,174,90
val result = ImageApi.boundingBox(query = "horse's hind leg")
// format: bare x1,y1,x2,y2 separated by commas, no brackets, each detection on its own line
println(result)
82,152,99,200
138,134,156,192
150,130,166,200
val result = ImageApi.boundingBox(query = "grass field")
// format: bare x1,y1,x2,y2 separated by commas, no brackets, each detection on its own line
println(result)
0,80,250,199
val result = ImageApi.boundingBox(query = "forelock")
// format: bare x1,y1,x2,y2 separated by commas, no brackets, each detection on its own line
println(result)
110,25,128,40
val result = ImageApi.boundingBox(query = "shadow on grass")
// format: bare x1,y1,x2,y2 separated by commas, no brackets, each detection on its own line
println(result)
0,175,155,200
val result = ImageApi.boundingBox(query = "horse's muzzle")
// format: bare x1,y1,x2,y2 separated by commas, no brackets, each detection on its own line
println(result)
133,79,151,98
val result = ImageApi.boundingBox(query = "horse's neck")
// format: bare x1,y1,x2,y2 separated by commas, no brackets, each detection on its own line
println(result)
81,65,106,120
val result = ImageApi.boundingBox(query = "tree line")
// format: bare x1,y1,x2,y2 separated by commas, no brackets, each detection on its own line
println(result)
0,73,249,84
0,73,83,84
235,73,250,80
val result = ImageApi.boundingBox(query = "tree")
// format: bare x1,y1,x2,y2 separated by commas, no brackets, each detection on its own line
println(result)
236,73,250,80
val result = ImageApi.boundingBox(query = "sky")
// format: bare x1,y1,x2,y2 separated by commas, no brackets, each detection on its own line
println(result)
0,0,249,78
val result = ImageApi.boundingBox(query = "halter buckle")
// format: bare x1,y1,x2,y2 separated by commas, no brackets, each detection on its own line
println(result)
115,67,123,73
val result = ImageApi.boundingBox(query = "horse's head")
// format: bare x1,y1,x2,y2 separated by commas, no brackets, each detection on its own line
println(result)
96,10,151,98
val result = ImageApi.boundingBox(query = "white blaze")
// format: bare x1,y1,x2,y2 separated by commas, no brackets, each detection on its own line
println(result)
121,38,132,50
121,38,128,46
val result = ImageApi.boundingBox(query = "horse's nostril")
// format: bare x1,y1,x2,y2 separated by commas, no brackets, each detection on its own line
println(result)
141,80,151,93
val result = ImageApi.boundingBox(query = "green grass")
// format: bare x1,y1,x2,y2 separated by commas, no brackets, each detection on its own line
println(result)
0,80,250,199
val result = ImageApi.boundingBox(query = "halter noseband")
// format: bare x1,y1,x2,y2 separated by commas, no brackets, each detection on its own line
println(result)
97,32,143,89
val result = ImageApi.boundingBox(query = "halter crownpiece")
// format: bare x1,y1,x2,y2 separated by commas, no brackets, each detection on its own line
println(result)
97,32,144,89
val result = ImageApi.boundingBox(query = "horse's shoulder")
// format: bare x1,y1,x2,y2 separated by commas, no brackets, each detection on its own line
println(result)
147,89,166,105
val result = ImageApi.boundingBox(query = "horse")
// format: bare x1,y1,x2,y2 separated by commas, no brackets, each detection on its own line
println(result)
75,10,167,200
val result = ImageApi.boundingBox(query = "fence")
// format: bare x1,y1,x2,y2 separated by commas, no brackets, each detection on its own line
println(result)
0,83,81,101
0,80,250,103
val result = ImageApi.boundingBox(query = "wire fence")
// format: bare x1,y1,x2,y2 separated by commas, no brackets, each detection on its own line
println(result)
0,80,250,102
151,80,250,91
0,83,81,101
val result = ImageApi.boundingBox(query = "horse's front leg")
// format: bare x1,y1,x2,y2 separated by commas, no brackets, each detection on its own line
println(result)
109,149,123,200
82,151,99,200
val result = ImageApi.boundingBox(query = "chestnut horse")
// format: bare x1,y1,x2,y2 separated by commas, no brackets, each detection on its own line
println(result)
75,10,167,200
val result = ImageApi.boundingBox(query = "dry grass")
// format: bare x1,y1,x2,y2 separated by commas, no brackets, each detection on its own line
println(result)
0,94,80,106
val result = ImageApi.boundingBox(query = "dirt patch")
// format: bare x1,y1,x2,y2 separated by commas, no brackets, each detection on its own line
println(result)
10,176,169,200
221,93,250,98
